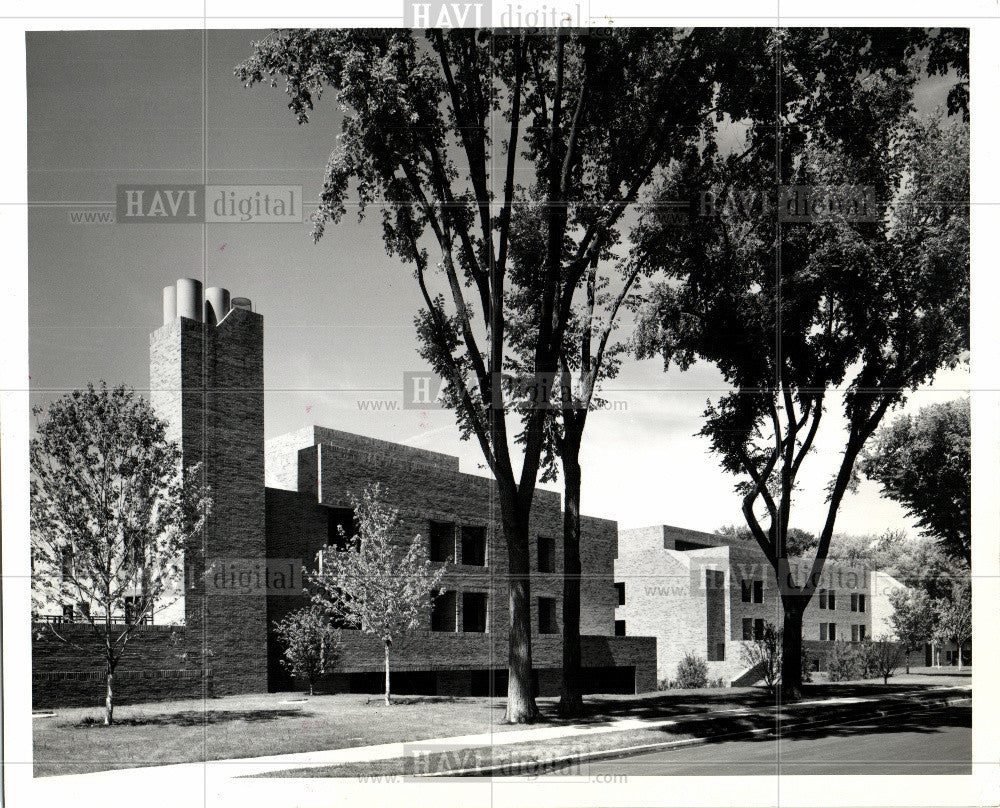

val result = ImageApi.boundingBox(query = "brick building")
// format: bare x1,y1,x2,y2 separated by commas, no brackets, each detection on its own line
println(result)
613,525,911,685
32,280,656,706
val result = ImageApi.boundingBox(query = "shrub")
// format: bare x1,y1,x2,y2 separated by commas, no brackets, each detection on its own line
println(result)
675,652,709,688
868,635,906,684
827,641,861,682
739,622,782,692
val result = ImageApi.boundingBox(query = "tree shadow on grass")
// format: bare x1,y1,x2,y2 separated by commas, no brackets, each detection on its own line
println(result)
66,708,315,728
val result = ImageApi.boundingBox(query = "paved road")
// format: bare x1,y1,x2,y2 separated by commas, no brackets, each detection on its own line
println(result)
557,702,971,777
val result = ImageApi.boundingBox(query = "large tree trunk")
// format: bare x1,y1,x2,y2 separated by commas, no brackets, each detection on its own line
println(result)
384,642,391,706
503,499,538,724
780,600,804,700
558,431,584,717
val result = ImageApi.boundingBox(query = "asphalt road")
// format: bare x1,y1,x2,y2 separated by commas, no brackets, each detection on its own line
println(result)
556,702,971,777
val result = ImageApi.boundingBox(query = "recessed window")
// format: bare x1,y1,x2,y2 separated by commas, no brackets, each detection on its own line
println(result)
819,588,828,609
460,525,487,567
753,618,765,641
741,581,752,603
462,592,488,633
742,617,754,640
327,507,356,550
61,604,74,622
858,593,866,613
431,590,457,632
537,535,556,573
60,547,73,580
753,580,764,604
820,622,837,641
430,521,456,563
124,596,143,625
828,590,837,610
615,582,625,605
851,593,859,612
615,619,626,636
538,597,558,634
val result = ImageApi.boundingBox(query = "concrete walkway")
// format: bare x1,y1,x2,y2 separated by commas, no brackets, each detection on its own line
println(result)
31,683,970,785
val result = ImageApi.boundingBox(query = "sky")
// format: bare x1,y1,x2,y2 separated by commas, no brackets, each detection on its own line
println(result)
25,28,969,537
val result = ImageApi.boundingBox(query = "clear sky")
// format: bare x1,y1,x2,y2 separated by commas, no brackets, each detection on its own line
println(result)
26,29,969,537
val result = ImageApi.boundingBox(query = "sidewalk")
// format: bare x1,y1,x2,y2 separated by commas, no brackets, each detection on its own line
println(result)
34,684,971,782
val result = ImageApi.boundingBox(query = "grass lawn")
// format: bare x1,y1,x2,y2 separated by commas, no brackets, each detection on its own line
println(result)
33,674,968,777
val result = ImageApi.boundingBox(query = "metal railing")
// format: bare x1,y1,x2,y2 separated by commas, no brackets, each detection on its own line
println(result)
32,612,153,627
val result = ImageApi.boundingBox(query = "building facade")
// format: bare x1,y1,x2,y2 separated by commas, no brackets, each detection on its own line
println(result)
613,525,910,685
32,280,655,707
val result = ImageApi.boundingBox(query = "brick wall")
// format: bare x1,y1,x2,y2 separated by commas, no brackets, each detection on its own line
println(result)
32,624,211,708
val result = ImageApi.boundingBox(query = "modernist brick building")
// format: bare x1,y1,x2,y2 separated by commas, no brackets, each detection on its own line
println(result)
613,525,910,685
32,280,655,706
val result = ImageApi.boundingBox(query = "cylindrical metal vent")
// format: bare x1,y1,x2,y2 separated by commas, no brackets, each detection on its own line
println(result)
162,285,177,325
176,278,203,322
204,287,231,326
231,297,252,312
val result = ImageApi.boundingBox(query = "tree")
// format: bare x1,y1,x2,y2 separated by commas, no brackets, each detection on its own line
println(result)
933,578,972,669
860,398,970,564
307,484,446,705
740,621,782,693
30,382,210,725
274,606,342,696
717,524,818,557
867,635,906,684
634,30,969,696
887,588,935,673
237,28,718,721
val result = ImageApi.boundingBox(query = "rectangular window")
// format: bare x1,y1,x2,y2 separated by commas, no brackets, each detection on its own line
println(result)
708,642,726,662
859,593,866,613
460,525,487,567
327,507,356,550
429,521,456,563
614,619,626,636
537,535,556,573
615,582,625,606
431,590,457,632
851,593,859,612
828,590,836,610
753,580,764,604
741,580,752,603
852,624,860,642
819,588,828,610
858,624,866,641
829,623,837,641
462,592,488,633
742,617,753,640
60,547,73,580
61,604,74,622
820,623,828,641
753,618,765,641
538,597,558,634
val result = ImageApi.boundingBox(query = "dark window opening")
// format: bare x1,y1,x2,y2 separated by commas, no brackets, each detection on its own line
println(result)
430,521,455,563
742,617,753,640
462,592,488,632
327,507,356,550
538,597,558,634
851,593,858,612
615,619,626,636
537,535,556,573
615,582,625,605
60,547,73,580
819,588,828,609
741,580,752,603
828,590,837,610
753,618,765,641
431,590,457,632
460,525,487,567
859,593,866,613
124,596,143,625
753,580,764,604
61,604,74,622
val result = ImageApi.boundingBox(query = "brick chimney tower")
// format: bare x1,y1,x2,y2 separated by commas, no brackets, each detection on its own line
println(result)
150,278,267,696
